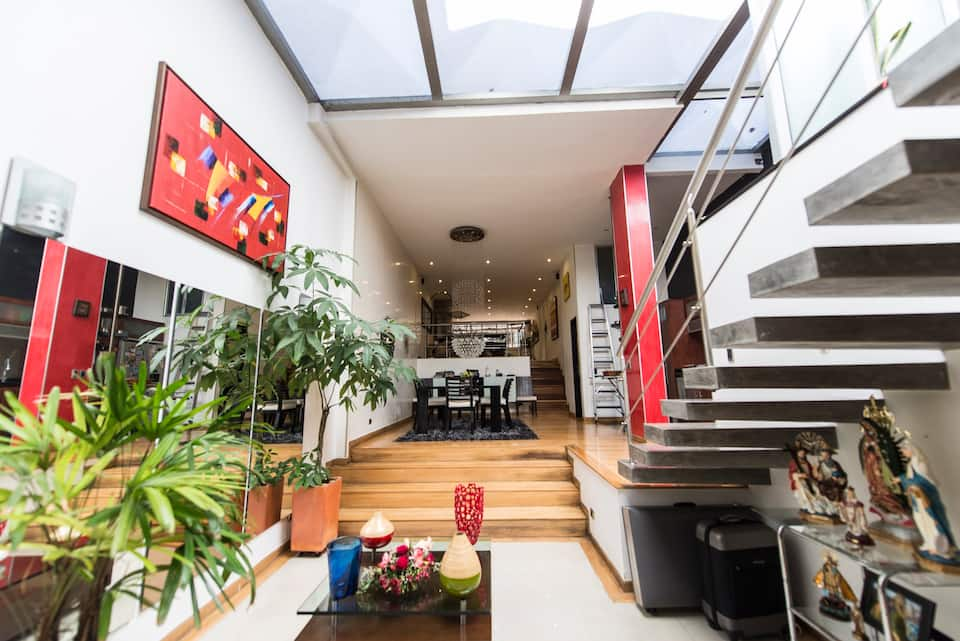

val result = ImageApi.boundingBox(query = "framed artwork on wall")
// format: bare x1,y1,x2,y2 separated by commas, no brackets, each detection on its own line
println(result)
549,296,559,340
860,569,936,641
562,271,571,301
141,62,290,269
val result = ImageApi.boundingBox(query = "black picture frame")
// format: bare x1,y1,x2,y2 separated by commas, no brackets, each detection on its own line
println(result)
861,569,936,641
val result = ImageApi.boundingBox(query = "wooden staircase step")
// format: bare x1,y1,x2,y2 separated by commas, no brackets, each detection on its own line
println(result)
329,460,572,483
805,139,960,225
683,363,949,391
710,313,960,349
617,459,771,486
748,244,960,298
348,445,567,463
643,422,838,448
628,441,790,469
339,506,586,539
341,481,580,508
889,20,960,107
661,398,877,422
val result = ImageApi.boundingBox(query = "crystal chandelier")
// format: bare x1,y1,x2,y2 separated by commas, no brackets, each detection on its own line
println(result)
452,279,483,315
451,335,485,358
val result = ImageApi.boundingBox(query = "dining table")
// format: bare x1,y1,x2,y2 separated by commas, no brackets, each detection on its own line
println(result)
414,375,514,433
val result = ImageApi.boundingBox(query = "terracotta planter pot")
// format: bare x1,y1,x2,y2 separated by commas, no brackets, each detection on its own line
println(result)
291,477,342,553
245,480,284,535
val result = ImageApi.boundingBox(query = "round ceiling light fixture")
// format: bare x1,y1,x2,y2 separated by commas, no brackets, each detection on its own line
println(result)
449,225,486,243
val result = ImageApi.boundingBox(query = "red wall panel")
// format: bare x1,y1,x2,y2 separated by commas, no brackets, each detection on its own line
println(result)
609,166,667,437
18,242,105,418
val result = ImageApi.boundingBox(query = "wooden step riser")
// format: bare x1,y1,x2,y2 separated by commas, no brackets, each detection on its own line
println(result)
617,460,771,485
683,363,950,391
341,490,580,508
806,139,960,226
643,422,838,449
339,519,586,539
711,314,960,350
330,468,573,483
349,448,567,463
748,245,960,298
889,20,960,107
629,442,790,469
661,399,876,422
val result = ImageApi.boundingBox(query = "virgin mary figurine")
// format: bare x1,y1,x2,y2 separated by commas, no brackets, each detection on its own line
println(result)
900,437,960,573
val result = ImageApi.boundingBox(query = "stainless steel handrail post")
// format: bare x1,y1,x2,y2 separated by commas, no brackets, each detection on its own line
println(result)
684,197,713,365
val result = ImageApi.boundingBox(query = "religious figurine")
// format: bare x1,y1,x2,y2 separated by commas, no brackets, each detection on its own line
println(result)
840,486,875,547
788,433,843,523
859,399,920,547
814,552,858,620
900,436,960,574
849,604,867,641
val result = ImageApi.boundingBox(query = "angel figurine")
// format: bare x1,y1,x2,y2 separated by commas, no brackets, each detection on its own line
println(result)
840,486,875,547
814,552,858,620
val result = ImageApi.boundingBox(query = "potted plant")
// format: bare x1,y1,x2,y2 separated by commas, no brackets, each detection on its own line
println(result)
0,355,255,641
244,447,289,535
261,246,415,552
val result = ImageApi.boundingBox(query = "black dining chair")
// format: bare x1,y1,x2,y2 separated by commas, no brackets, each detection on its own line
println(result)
515,376,538,416
480,376,513,429
444,376,477,431
413,378,444,432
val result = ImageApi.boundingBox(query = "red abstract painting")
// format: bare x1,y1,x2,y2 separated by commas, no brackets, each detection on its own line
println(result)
141,63,289,268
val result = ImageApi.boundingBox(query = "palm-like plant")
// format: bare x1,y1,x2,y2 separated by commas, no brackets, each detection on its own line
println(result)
0,355,255,641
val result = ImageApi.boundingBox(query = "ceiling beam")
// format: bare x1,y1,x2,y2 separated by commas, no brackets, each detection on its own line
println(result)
677,0,750,105
244,0,320,102
560,0,594,95
412,0,443,100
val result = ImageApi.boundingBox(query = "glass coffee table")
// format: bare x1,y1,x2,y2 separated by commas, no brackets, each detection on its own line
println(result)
296,541,491,641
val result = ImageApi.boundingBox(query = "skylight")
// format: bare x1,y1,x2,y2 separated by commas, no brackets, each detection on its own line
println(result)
656,96,769,155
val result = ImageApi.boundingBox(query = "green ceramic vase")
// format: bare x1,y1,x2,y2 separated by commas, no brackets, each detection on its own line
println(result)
439,532,481,597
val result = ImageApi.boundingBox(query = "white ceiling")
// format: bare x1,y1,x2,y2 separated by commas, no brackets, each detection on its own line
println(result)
319,99,681,319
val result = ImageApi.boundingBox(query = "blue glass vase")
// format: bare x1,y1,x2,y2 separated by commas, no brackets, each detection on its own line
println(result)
328,536,362,600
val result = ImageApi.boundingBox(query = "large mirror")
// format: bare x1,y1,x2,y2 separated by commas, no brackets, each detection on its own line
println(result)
0,225,44,414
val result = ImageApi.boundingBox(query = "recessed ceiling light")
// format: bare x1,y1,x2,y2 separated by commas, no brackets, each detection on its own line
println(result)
546,258,552,263
438,279,443,284
408,280,415,284
487,289,491,293
486,278,491,282
528,297,532,301
393,262,402,267
537,276,542,281
487,306,491,310
485,259,491,264
418,290,422,295
428,260,435,266
443,290,448,295
385,301,391,305
532,288,537,292
524,305,529,309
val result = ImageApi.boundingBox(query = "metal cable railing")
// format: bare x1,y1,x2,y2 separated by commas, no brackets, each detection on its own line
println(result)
616,0,889,423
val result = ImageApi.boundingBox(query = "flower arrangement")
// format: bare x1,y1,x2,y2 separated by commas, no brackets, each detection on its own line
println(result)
359,538,437,597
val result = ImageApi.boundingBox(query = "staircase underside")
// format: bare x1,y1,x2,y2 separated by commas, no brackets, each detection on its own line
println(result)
628,441,790,469
748,244,960,298
617,459,771,485
683,363,949,390
643,422,838,448
661,398,879,422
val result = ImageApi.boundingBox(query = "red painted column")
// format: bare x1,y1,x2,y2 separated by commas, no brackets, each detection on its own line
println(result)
19,241,106,418
609,166,667,438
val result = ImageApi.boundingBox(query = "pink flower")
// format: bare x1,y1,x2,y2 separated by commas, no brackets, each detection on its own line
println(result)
396,544,409,556
413,556,424,568
396,555,409,570
379,552,390,568
413,547,424,559
425,552,435,563
379,576,389,588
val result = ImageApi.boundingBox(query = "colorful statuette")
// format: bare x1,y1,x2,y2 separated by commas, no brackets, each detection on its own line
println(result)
814,552,858,621
859,398,920,547
788,432,847,524
840,486,875,547
900,436,960,574
454,483,485,545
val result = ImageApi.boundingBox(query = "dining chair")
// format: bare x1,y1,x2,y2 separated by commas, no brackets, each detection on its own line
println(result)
413,378,444,432
480,376,514,429
516,376,538,416
444,376,477,431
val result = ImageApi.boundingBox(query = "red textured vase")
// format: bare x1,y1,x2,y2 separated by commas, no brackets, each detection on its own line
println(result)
454,483,485,545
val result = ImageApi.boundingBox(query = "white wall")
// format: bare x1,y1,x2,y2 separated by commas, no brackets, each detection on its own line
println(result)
416,357,530,378
346,184,420,447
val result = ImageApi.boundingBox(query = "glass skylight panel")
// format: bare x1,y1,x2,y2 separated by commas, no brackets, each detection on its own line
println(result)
427,0,581,96
262,0,430,100
702,18,765,91
656,97,769,155
573,0,744,92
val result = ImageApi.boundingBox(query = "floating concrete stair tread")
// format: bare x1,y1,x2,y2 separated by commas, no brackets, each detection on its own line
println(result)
683,363,949,390
629,441,790,469
748,244,960,297
661,399,877,422
805,139,960,225
617,459,772,486
710,314,960,349
644,422,838,448
889,20,960,107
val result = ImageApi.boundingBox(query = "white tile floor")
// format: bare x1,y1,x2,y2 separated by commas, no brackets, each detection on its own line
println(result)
199,542,730,641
